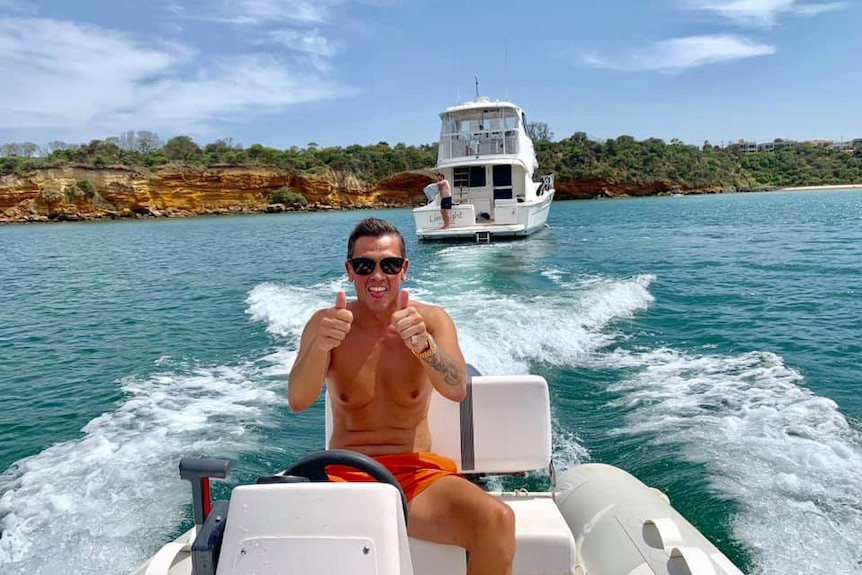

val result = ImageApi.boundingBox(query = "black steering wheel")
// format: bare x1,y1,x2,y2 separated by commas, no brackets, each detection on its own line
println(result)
284,449,409,522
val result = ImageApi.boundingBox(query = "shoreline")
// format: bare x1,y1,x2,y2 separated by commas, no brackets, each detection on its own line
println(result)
5,182,862,225
777,184,862,191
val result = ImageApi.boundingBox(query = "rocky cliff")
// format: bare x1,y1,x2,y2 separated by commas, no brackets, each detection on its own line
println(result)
0,165,722,223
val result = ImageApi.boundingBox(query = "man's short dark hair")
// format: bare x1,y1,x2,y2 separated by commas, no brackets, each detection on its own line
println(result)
347,218,406,259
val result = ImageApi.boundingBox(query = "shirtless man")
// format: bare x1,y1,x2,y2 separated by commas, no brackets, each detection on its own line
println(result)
288,218,515,575
437,172,453,229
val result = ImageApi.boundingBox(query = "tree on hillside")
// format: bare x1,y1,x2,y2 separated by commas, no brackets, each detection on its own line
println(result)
118,131,138,151
526,121,554,142
21,142,41,158
117,130,163,153
74,139,124,167
0,142,42,157
136,131,162,153
6,128,860,192
47,141,74,153
0,143,20,157
164,135,201,161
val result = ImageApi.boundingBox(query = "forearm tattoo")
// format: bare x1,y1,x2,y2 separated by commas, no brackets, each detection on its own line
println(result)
424,348,464,387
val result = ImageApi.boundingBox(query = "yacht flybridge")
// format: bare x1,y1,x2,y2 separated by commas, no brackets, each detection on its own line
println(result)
413,97,555,242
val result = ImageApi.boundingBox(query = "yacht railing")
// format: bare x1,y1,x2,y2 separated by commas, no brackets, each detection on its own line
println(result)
439,130,520,161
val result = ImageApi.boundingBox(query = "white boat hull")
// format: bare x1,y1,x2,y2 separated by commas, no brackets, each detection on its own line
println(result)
414,189,554,241
556,464,744,575
132,374,743,575
132,467,741,575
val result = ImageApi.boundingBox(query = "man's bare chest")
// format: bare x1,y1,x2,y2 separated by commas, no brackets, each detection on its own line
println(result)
328,330,427,407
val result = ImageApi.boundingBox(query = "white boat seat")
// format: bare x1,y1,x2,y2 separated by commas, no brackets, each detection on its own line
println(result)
507,495,576,575
409,496,575,575
324,373,574,575
215,482,414,575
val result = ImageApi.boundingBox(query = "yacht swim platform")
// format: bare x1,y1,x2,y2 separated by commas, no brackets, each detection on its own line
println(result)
415,221,550,242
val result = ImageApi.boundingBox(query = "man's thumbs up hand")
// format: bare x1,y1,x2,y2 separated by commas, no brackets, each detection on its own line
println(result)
391,290,429,354
315,290,353,351
397,289,409,311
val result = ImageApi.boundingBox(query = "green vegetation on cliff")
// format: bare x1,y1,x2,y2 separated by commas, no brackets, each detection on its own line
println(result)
267,187,308,208
3,129,861,191
535,132,862,190
0,136,438,183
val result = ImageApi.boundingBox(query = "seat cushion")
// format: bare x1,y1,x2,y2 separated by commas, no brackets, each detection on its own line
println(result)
409,495,576,575
505,496,577,575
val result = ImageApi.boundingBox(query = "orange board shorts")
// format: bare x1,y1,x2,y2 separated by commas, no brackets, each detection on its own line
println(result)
326,452,460,502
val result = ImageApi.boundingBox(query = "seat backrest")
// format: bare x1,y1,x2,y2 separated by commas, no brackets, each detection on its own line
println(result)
325,373,551,474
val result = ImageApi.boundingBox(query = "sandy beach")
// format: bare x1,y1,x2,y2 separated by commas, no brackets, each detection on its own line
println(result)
779,183,862,191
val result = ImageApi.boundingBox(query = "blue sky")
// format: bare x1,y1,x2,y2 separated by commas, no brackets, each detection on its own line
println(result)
0,0,859,150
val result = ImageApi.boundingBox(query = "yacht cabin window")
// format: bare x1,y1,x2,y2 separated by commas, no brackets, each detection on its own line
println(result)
453,166,486,188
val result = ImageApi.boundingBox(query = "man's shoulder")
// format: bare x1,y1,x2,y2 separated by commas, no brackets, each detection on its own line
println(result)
412,298,439,310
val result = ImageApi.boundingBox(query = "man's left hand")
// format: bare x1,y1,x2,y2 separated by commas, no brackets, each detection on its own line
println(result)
391,290,431,354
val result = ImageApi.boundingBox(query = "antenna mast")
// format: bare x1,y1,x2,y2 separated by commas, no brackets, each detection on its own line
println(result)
454,49,460,102
475,75,480,100
504,39,508,100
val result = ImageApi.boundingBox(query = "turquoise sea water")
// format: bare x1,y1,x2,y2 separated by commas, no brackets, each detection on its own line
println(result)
1,191,861,574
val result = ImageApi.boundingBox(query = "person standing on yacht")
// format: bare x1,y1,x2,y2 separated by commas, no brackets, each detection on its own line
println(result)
436,172,453,229
288,218,515,575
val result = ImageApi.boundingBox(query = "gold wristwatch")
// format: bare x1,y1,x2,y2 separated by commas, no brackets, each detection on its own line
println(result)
412,334,437,360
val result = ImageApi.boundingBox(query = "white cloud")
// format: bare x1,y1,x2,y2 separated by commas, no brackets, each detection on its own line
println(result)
0,0,36,14
644,35,775,70
267,28,341,59
579,1,840,73
582,34,775,72
164,1,185,16
207,0,344,25
167,1,358,66
793,1,844,15
230,0,396,24
116,55,346,130
0,17,343,137
689,0,844,27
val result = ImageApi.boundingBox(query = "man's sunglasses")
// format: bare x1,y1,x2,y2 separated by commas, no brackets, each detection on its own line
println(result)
348,257,405,276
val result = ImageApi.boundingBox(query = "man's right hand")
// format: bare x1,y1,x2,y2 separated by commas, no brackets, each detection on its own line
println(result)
315,290,353,351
